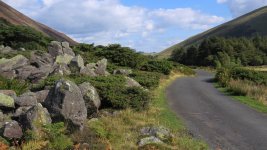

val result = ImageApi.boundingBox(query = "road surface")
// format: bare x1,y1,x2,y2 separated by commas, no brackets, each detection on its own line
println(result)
166,70,267,150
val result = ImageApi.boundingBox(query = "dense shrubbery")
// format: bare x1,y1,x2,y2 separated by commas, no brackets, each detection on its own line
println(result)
0,18,52,50
130,71,161,89
171,36,267,66
141,60,173,75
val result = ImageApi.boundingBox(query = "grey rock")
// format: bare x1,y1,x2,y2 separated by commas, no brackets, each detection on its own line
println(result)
140,126,172,141
113,69,132,75
1,46,14,54
138,136,163,147
48,41,64,58
35,90,49,103
0,70,17,79
45,79,87,129
18,48,26,51
16,65,37,80
0,55,29,72
30,52,54,68
3,121,23,139
15,92,37,107
69,55,85,73
95,59,109,76
62,42,75,56
18,103,51,130
28,65,52,83
61,42,70,48
80,64,97,77
125,77,141,88
13,106,32,117
0,90,17,98
55,54,74,65
51,63,71,76
79,82,101,116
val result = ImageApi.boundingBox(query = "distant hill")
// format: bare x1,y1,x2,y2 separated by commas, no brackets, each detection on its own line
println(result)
159,6,267,58
0,1,77,45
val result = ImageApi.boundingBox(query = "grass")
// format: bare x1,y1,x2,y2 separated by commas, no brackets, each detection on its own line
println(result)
214,83,267,113
80,72,208,150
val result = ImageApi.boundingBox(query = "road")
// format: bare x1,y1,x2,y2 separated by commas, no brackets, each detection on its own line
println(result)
166,70,267,150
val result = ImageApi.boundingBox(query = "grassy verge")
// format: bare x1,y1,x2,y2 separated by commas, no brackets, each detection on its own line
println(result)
82,72,208,149
214,83,267,113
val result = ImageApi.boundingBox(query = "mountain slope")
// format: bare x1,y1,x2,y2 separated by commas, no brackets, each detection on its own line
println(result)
159,6,267,58
0,1,77,45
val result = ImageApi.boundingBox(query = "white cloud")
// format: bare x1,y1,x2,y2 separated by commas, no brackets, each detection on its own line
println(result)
217,0,267,17
2,0,225,52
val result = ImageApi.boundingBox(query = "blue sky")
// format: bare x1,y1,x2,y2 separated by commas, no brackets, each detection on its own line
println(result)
2,0,267,52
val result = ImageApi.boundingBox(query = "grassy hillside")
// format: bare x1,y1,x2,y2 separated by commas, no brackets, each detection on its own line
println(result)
159,6,267,58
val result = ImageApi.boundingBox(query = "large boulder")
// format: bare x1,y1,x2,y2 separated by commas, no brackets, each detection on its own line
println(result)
16,65,37,80
80,64,97,77
79,82,101,116
0,55,29,72
30,52,54,68
15,92,37,107
125,77,142,88
45,79,87,129
3,120,23,139
28,65,53,83
35,90,49,103
62,42,75,56
51,64,71,76
69,55,84,73
18,103,51,130
95,59,110,76
0,93,15,108
48,41,64,58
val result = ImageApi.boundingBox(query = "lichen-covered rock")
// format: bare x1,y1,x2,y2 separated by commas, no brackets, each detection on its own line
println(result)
18,103,51,130
55,54,74,65
45,79,87,129
125,77,141,88
0,93,15,108
79,82,101,116
69,55,85,73
0,55,29,72
95,59,109,76
140,126,172,142
48,41,63,58
3,121,23,139
15,92,37,107
113,69,132,75
0,90,16,98
138,136,163,147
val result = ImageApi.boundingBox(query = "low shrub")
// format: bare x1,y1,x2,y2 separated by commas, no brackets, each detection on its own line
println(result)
215,68,231,86
141,60,173,75
230,68,267,85
130,71,161,89
173,63,196,75
43,122,73,150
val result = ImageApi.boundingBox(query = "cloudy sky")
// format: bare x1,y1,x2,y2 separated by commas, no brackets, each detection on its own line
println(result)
2,0,267,52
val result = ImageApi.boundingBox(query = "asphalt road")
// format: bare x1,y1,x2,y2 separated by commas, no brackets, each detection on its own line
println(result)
166,70,267,150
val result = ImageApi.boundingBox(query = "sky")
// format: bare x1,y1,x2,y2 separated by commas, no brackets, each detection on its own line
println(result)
2,0,267,52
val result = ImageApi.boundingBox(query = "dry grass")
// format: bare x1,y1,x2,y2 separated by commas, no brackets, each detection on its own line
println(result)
228,79,267,104
244,66,267,72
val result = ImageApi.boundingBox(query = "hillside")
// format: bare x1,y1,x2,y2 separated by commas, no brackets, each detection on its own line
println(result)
159,6,267,58
0,1,77,45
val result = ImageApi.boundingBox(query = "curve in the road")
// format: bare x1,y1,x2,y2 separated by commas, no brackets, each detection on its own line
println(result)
166,70,267,150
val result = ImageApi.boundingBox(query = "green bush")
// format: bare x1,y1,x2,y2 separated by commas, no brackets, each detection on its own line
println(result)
230,68,267,85
215,68,231,86
0,76,29,95
43,122,73,150
141,60,173,75
130,71,161,89
173,63,196,75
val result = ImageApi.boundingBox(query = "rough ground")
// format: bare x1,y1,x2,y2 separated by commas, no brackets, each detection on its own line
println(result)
166,70,267,150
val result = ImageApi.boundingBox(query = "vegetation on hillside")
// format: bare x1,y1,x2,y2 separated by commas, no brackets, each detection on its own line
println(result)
0,18,52,50
171,36,267,66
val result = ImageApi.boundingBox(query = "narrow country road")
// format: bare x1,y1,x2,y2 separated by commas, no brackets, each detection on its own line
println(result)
166,70,267,150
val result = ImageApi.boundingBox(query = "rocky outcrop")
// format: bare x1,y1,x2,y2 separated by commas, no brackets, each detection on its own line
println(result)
79,82,101,116
69,55,84,73
45,79,87,129
49,41,75,59
80,59,110,76
3,121,23,139
95,59,110,76
30,52,54,68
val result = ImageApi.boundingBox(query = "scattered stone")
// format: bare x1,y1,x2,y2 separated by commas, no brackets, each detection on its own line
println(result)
79,82,101,116
48,41,63,58
125,77,141,88
45,79,87,129
0,93,15,108
15,92,37,107
113,69,132,75
0,55,29,72
0,90,16,98
140,126,172,142
3,121,23,139
35,90,49,103
95,59,109,76
138,136,163,147
69,55,85,73
18,103,51,130
55,54,74,65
